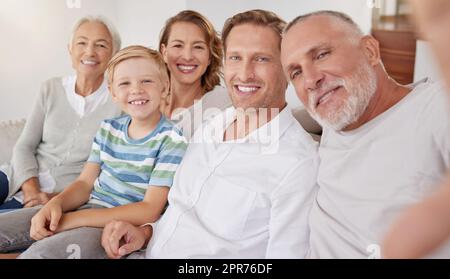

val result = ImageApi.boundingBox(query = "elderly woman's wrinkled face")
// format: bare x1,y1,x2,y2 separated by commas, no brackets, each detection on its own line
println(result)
69,21,113,79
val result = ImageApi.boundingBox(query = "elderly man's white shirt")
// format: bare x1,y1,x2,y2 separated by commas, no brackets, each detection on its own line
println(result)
309,79,450,258
145,106,319,258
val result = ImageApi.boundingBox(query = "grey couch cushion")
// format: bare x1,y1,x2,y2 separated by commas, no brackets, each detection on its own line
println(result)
0,120,25,164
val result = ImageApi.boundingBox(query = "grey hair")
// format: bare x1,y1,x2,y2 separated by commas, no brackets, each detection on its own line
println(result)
285,10,363,42
69,15,121,55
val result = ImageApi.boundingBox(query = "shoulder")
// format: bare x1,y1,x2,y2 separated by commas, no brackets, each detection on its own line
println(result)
38,77,65,98
279,110,319,157
156,117,188,143
101,115,129,131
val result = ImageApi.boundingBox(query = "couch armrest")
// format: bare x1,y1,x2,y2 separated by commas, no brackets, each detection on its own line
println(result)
0,120,26,164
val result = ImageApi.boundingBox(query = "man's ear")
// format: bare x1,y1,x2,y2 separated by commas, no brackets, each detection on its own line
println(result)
361,35,381,66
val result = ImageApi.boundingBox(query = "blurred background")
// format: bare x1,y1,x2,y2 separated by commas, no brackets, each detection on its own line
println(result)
0,0,440,121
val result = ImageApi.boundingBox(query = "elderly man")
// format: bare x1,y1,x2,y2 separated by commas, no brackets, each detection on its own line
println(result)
281,10,450,258
100,9,318,259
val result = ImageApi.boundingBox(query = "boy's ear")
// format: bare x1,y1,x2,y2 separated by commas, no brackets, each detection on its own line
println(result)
361,35,381,66
109,85,118,101
160,44,168,63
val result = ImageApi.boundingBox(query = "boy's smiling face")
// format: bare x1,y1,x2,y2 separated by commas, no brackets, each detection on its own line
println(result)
110,57,167,121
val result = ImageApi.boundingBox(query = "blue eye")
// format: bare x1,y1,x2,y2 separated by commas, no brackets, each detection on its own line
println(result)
229,56,240,61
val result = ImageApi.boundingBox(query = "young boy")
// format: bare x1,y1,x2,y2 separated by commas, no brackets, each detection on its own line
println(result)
0,45,187,259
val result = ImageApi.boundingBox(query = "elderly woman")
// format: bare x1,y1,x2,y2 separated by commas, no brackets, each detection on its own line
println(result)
159,10,232,139
0,16,122,210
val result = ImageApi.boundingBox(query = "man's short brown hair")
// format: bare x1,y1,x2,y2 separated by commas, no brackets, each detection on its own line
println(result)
221,9,286,52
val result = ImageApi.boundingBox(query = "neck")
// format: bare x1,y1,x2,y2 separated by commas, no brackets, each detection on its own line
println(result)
344,74,411,131
224,103,286,141
165,80,203,116
128,112,162,140
75,74,104,97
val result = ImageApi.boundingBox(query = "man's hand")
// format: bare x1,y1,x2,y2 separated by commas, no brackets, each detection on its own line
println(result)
101,221,151,259
29,200,63,241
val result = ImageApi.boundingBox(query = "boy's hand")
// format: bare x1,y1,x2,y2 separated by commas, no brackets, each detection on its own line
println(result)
30,200,63,241
101,221,150,259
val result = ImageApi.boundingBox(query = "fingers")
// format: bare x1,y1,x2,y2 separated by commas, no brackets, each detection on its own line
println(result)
118,241,142,257
30,214,54,241
49,209,62,232
23,199,39,208
102,221,131,259
102,222,120,259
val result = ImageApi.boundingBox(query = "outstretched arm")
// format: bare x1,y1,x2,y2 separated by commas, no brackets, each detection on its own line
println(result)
383,178,450,258
56,185,169,232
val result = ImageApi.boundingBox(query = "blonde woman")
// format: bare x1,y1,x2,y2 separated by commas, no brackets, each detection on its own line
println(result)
159,10,232,139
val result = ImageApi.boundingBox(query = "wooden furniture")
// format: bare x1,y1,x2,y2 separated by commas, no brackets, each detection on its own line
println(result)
371,16,417,85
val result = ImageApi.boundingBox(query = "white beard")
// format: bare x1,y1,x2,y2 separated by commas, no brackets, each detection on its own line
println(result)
307,61,377,131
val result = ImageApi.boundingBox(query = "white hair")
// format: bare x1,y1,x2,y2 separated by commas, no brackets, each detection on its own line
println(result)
69,15,121,54
307,59,377,131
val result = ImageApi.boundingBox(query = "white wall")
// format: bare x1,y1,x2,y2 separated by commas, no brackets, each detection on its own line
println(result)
0,0,118,121
0,0,373,121
115,0,187,49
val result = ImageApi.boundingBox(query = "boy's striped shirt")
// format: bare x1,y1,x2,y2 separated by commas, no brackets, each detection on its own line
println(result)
87,114,187,208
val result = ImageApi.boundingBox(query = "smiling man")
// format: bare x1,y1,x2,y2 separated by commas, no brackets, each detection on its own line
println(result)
100,10,319,259
281,10,450,258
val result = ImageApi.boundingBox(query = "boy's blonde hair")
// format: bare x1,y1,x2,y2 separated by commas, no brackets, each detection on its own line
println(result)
106,45,169,85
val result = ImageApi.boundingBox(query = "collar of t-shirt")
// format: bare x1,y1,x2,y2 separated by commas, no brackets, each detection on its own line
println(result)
201,106,293,145
63,75,110,117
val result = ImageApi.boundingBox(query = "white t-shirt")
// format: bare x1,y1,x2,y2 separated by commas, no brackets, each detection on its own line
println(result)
309,79,450,258
142,106,319,258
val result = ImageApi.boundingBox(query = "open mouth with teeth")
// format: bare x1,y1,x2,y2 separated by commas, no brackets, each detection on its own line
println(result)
81,60,99,66
177,64,198,74
128,100,149,105
315,86,342,108
234,85,260,96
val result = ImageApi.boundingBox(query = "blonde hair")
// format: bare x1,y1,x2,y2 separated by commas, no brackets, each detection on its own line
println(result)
106,45,169,85
159,10,222,93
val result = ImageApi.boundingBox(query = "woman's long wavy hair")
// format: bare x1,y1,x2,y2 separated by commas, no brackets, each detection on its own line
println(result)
159,10,223,94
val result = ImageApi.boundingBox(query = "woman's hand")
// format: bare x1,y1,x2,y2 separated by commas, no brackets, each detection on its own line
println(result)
23,192,57,208
21,177,57,208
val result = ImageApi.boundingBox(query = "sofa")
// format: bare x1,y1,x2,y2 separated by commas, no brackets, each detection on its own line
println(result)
0,119,26,165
